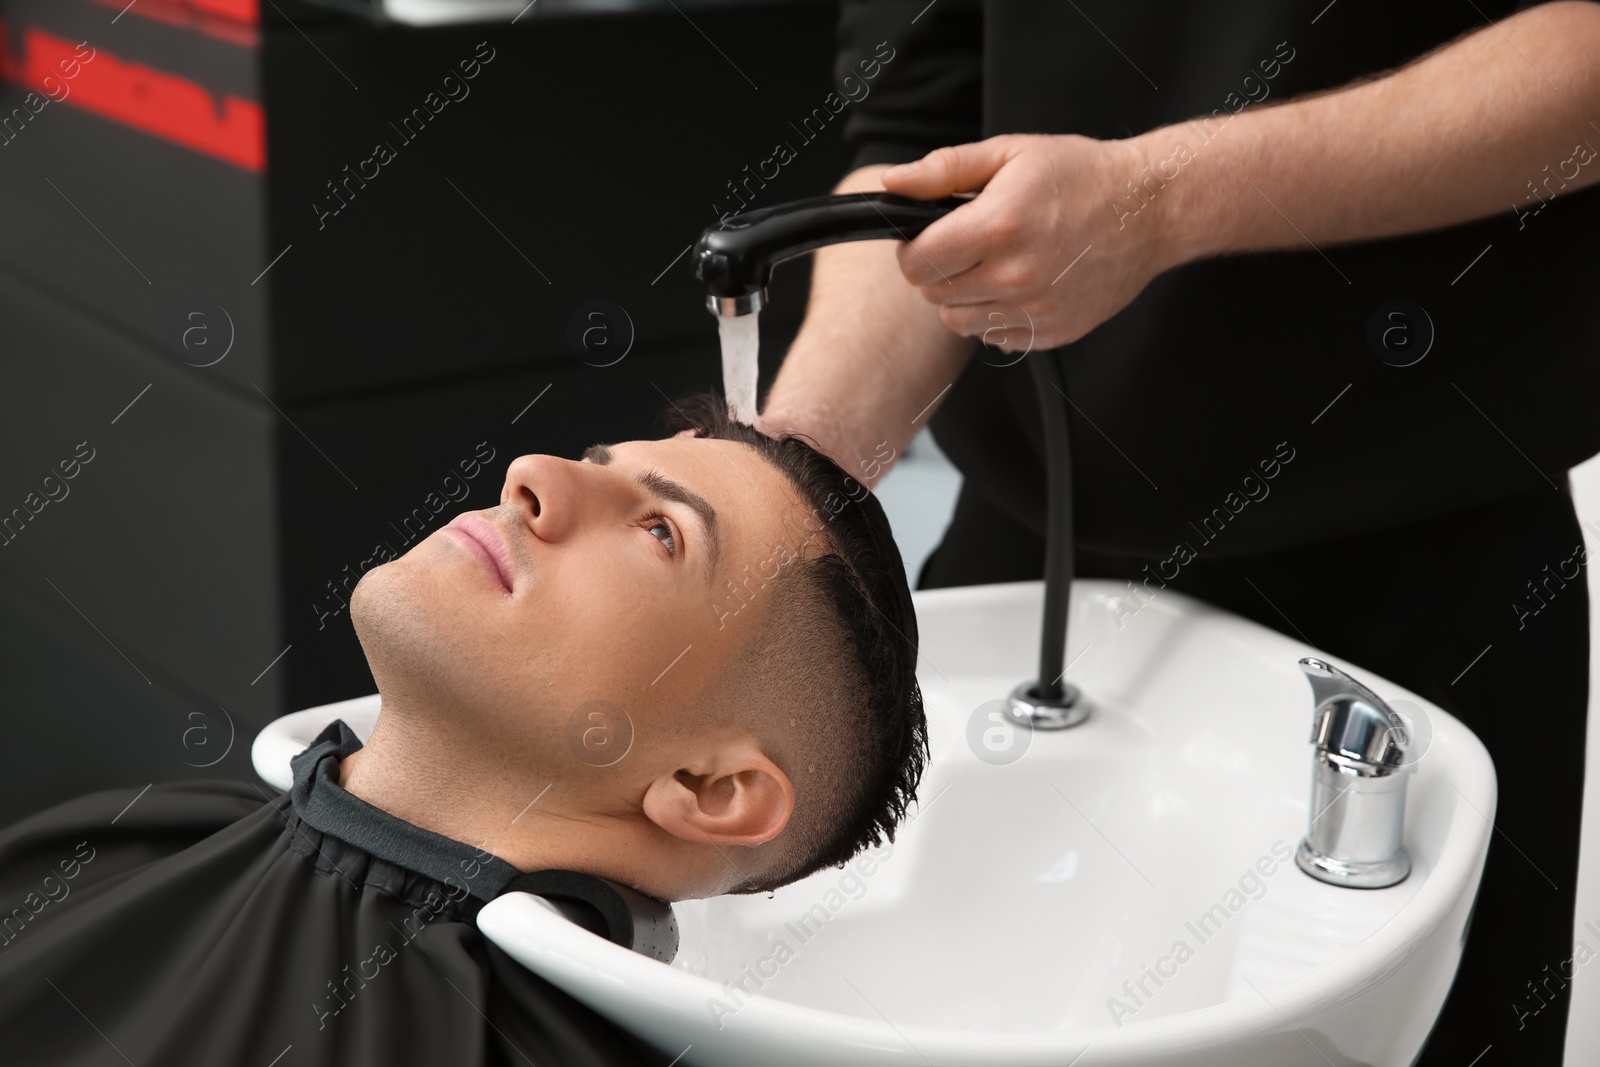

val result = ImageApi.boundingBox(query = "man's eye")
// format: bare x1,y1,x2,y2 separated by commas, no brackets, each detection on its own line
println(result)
643,517,677,556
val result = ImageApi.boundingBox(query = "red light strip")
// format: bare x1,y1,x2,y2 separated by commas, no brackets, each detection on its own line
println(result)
0,21,265,171
86,0,261,46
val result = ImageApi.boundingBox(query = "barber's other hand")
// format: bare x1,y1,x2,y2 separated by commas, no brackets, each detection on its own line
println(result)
881,133,1170,352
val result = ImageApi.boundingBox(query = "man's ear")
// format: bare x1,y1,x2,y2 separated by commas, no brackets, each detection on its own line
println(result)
641,742,794,847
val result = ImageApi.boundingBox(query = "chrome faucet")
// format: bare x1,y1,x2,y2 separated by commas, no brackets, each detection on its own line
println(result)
1295,657,1414,889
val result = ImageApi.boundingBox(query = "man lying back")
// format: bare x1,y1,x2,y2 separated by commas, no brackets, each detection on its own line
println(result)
0,394,928,1066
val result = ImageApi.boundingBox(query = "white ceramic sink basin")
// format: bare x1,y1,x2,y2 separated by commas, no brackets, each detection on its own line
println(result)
256,579,1495,1066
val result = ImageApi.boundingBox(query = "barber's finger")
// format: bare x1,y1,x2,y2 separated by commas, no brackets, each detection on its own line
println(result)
914,265,1006,308
938,301,1036,347
936,302,997,338
898,183,1029,287
895,223,982,288
881,137,1019,198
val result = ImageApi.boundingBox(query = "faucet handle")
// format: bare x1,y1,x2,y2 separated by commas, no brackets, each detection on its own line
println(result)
1298,657,1410,773
1295,658,1414,888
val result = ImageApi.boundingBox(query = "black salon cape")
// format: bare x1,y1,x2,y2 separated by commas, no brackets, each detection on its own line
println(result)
836,0,1600,559
0,720,662,1066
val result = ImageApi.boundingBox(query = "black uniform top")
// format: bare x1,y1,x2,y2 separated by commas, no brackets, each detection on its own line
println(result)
835,0,1600,559
0,720,661,1066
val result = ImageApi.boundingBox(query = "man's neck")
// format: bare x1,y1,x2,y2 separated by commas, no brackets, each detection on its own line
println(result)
335,711,588,875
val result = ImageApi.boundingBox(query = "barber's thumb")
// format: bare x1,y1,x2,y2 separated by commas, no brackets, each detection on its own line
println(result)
882,140,1008,197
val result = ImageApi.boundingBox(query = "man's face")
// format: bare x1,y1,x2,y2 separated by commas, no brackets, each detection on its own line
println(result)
350,435,807,774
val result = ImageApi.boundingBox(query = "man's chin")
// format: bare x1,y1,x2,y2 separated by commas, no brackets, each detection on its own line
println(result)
349,559,461,672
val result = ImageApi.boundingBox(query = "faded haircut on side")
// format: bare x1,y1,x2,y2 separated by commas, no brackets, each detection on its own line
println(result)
660,392,927,894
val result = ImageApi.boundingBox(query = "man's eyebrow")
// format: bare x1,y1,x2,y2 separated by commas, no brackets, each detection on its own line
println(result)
581,442,722,584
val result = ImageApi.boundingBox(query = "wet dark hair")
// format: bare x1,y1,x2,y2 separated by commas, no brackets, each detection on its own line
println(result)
660,392,928,894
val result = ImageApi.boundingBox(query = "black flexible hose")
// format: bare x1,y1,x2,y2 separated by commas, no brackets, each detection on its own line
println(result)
1028,349,1073,702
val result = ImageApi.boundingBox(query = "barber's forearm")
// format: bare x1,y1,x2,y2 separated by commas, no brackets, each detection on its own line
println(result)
762,164,975,490
1142,1,1600,270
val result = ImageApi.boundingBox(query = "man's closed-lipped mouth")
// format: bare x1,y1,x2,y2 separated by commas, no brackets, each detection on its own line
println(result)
443,513,516,595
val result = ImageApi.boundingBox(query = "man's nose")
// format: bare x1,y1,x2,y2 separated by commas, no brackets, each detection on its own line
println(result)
499,453,607,542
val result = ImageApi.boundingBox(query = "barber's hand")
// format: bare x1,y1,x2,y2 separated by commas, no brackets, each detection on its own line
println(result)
880,133,1170,352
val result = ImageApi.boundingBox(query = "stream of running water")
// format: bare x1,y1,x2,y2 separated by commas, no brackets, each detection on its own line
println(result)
717,312,760,425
